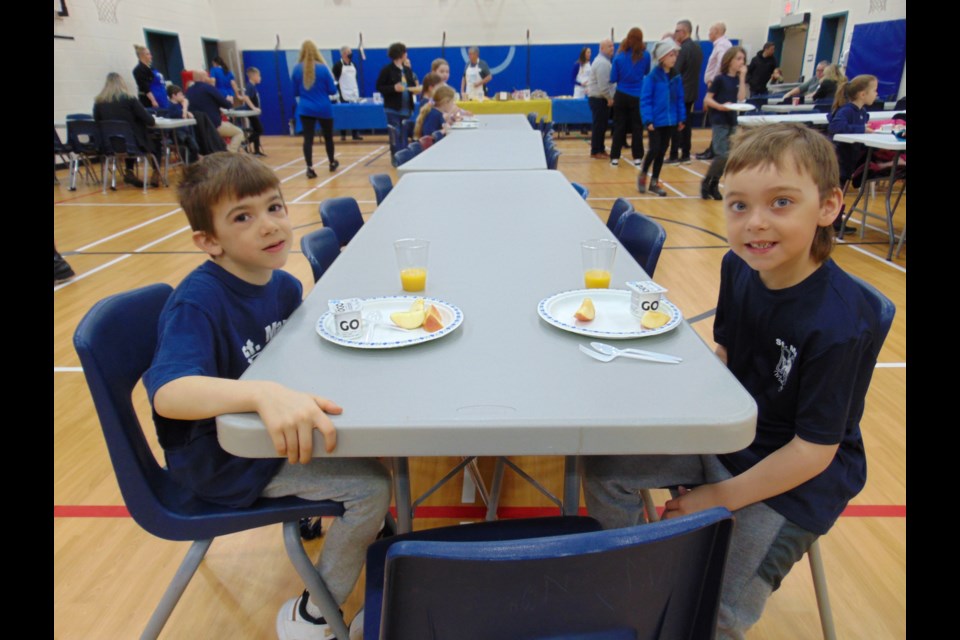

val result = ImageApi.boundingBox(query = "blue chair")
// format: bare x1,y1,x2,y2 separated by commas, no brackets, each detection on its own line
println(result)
546,147,561,170
394,147,414,167
65,119,104,191
366,508,734,640
527,112,538,128
571,181,589,200
66,113,94,121
368,173,393,206
320,196,365,246
300,227,341,282
431,130,445,142
99,120,164,194
407,140,423,156
72,284,350,640
616,211,667,277
607,197,634,233
54,127,73,185
387,124,403,164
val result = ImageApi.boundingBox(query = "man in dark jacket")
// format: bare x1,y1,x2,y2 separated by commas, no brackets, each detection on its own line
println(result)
376,43,421,135
667,19,703,164
746,42,779,96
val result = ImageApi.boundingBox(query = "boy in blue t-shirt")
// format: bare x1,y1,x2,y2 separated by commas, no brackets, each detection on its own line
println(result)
143,152,390,640
243,67,266,157
583,123,883,639
163,84,201,161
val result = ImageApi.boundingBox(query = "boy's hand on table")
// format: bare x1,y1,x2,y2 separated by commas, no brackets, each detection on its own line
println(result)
256,382,342,463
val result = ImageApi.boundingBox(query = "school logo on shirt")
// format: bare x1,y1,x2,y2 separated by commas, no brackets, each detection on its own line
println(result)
242,320,288,364
774,338,797,391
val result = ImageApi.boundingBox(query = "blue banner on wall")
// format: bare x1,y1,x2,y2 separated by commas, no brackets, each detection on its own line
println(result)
845,19,905,101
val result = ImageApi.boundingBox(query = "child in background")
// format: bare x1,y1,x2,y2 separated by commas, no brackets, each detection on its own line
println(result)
700,46,747,200
164,85,202,161
411,72,443,124
828,75,878,185
243,67,267,157
431,58,461,99
144,153,391,640
414,86,457,138
584,123,885,639
637,39,686,197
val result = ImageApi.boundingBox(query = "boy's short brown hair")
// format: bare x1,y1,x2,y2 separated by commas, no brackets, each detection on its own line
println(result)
166,84,183,98
246,66,260,77
177,152,280,234
725,123,840,262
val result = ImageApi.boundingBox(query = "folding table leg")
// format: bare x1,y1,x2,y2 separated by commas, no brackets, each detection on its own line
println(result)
485,457,506,521
391,457,412,533
562,455,580,516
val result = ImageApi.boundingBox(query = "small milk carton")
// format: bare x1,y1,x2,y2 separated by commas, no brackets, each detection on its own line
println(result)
625,281,668,318
328,298,364,339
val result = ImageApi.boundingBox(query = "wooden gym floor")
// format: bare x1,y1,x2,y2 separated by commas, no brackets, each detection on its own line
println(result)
53,127,906,639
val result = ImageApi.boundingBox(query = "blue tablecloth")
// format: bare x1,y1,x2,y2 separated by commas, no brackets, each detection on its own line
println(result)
551,98,592,125
333,102,387,130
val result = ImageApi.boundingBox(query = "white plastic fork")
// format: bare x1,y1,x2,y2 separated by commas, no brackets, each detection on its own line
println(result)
578,344,680,364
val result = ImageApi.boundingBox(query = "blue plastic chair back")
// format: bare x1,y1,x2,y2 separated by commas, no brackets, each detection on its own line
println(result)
368,173,394,206
571,182,589,200
72,284,343,543
378,508,734,640
546,148,561,170
842,275,896,426
66,113,94,121
394,148,414,166
54,127,71,154
607,198,634,233
616,211,667,277
407,141,423,156
319,197,364,246
99,120,144,156
300,227,341,282
527,112,538,128
362,516,604,640
387,124,403,157
66,119,103,155
431,130,445,142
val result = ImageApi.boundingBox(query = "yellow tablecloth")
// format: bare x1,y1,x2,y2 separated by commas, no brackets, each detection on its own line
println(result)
456,98,553,122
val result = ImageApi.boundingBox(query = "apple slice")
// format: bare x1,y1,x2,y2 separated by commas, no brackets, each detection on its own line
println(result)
423,305,445,332
409,298,425,313
390,309,426,329
574,298,595,322
641,309,671,330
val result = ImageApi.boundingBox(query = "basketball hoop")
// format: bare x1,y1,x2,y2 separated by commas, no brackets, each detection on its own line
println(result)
94,0,120,23
868,0,887,12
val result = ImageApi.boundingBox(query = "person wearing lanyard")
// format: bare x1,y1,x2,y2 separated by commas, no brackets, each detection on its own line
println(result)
376,42,421,138
132,44,169,110
333,46,363,141
461,47,493,101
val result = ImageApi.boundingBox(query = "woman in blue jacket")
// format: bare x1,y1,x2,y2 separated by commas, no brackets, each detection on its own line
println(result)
638,39,685,196
609,27,651,167
292,40,340,177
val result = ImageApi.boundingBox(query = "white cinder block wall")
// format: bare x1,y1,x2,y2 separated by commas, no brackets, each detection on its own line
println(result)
54,0,906,122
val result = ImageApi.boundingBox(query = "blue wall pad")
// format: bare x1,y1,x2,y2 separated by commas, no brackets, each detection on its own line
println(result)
845,20,905,101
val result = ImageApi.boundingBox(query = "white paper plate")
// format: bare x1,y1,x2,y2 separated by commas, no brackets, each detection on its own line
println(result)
316,296,463,349
726,103,757,112
537,289,682,339
450,121,480,129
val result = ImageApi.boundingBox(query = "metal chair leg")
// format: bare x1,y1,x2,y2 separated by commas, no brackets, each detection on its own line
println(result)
282,522,350,640
140,538,213,640
485,457,506,521
641,489,659,522
808,539,837,640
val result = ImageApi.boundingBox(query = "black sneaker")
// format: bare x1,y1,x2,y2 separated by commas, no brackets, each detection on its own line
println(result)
695,149,715,161
352,134,364,141
710,182,723,200
679,155,692,164
329,159,340,172
305,167,318,179
649,182,667,197
664,156,681,165
54,252,75,284
123,171,144,188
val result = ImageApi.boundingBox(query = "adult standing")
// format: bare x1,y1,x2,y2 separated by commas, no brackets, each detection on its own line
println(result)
185,70,244,153
666,20,702,164
132,44,168,110
745,42,779,97
783,61,828,101
333,45,363,141
697,23,733,160
377,42,420,135
292,40,340,177
572,47,592,98
586,39,616,159
609,27,651,167
210,56,240,104
461,47,493,100
93,72,158,187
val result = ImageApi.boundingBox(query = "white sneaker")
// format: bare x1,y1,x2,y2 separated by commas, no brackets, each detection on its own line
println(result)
276,591,336,640
349,608,364,640
610,158,619,166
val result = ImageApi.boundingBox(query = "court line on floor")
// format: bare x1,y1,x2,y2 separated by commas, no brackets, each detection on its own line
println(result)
876,363,906,368
841,244,906,273
56,202,181,207
73,207,183,252
54,225,191,291
54,367,83,372
290,146,386,203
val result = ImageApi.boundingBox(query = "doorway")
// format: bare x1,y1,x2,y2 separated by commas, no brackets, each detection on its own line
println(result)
144,30,184,91
816,13,848,68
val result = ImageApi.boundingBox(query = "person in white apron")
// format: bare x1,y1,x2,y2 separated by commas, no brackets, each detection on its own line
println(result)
573,47,592,99
461,47,492,100
333,46,363,140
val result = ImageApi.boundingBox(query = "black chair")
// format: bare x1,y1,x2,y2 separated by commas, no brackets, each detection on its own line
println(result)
607,197,634,233
616,211,667,277
368,173,393,206
387,124,403,165
66,113,94,121
65,119,104,191
99,120,165,194
365,508,734,640
319,196,365,246
72,284,351,640
300,227,340,282
54,127,73,185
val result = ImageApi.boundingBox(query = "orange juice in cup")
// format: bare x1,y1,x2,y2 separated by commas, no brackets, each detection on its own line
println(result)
400,267,428,292
584,269,611,289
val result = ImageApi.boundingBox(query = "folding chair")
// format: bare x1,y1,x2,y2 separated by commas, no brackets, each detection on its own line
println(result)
394,147,414,167
72,284,350,640
368,173,394,206
546,147,561,170
300,227,341,282
65,119,104,191
616,211,667,277
364,508,734,640
54,127,73,185
99,120,165,194
407,140,423,156
607,197,634,233
319,196,365,246
571,181,589,200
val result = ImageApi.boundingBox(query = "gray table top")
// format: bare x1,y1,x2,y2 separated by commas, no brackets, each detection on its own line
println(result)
217,170,756,459
398,130,547,175
739,110,904,127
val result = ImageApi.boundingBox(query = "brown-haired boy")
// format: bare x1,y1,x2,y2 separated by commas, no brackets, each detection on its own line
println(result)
584,123,885,637
143,152,390,639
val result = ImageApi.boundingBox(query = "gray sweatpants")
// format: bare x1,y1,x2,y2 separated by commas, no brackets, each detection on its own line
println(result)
582,454,818,640
261,457,392,604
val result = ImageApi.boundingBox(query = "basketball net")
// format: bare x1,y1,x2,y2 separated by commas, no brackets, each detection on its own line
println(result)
94,0,120,24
